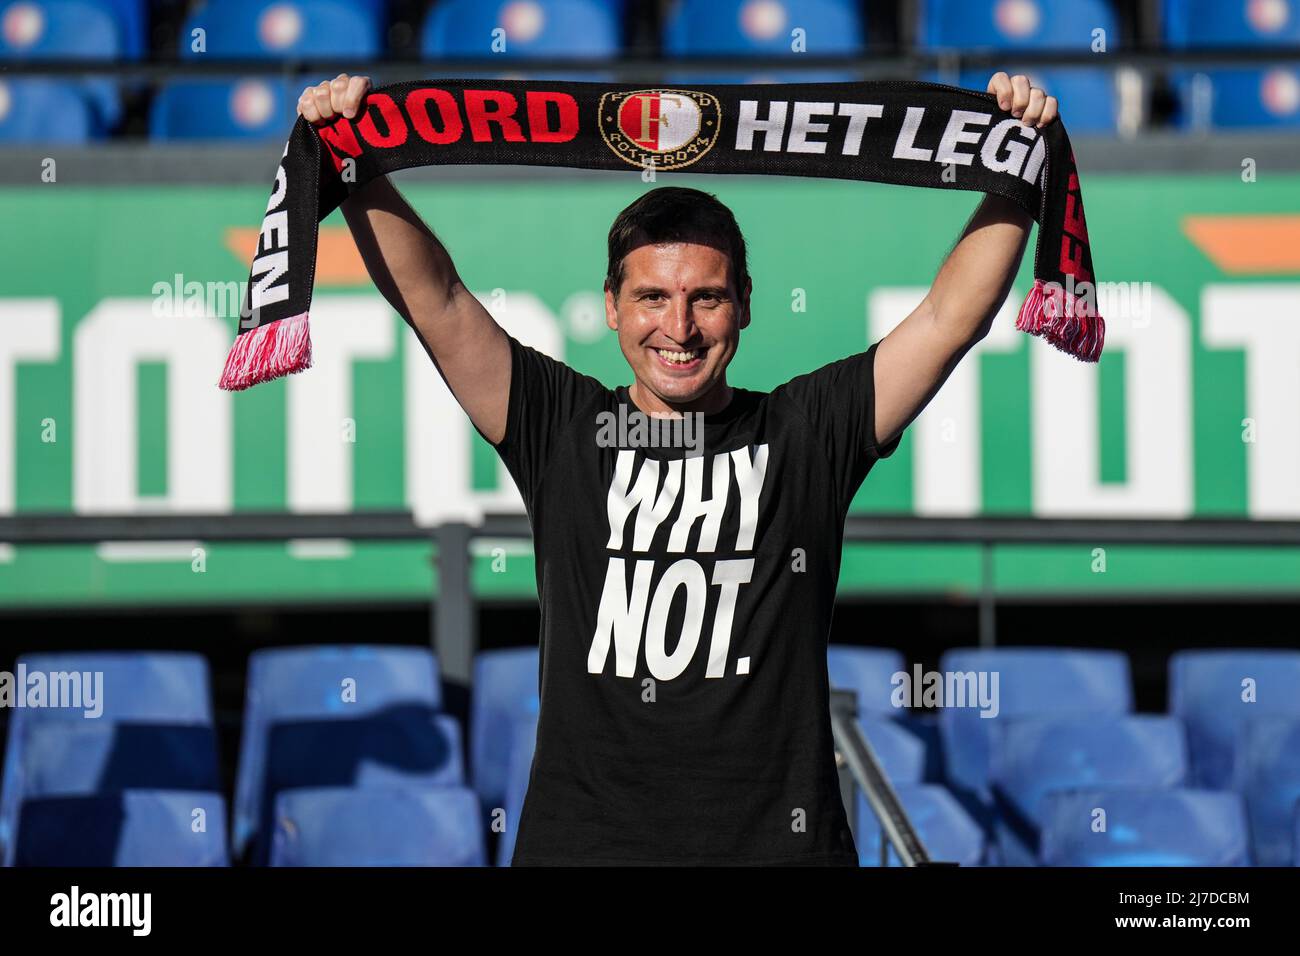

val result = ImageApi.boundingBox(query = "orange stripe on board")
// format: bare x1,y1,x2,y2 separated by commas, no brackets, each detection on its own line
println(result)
1182,215,1300,274
224,226,370,285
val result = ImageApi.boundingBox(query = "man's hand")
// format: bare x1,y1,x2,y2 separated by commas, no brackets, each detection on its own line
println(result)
986,71,1058,128
297,73,372,125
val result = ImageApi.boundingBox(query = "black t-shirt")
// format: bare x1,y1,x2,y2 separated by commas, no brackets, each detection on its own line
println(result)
487,334,899,865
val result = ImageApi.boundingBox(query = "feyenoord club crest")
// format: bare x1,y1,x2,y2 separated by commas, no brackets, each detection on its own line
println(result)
598,89,721,171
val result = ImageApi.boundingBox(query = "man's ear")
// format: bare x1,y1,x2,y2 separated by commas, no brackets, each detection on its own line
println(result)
605,281,619,331
738,276,753,330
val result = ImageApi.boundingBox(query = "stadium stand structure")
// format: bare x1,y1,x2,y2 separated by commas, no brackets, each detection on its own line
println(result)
1163,0,1300,127
3,639,1299,866
0,0,1297,142
0,0,125,136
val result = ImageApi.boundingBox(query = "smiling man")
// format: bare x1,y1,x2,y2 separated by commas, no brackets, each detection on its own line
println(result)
302,70,1059,866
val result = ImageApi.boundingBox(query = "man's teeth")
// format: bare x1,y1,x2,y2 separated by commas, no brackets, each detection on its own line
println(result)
655,348,701,364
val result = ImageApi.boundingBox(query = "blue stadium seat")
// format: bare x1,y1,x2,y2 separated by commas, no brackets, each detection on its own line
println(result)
1164,0,1300,47
857,783,986,866
938,648,1133,796
471,647,539,809
1172,68,1300,130
101,0,145,57
827,647,945,779
664,0,865,55
919,0,1120,51
861,716,926,784
1039,788,1251,866
150,79,296,141
11,720,221,798
1168,649,1300,787
666,71,860,86
7,651,214,725
0,651,218,866
0,0,121,57
233,645,453,863
270,786,486,866
1234,716,1300,866
0,77,100,142
497,712,537,866
827,646,905,717
180,0,381,58
422,0,620,58
0,1,124,129
989,715,1188,865
13,791,229,866
944,68,1120,133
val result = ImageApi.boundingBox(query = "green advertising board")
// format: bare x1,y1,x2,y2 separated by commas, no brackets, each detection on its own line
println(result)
2,173,1299,607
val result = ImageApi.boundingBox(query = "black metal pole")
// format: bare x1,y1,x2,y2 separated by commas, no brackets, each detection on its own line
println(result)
979,542,996,649
434,522,475,688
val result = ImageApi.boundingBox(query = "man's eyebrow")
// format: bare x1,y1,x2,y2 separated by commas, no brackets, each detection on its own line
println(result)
627,284,733,297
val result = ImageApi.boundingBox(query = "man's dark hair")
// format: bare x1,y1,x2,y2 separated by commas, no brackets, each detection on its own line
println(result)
605,187,749,299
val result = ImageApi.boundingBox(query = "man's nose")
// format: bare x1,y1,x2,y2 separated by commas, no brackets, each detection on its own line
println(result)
663,295,698,342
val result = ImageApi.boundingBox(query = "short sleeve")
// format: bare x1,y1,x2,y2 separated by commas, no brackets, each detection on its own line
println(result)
480,334,606,506
773,341,901,509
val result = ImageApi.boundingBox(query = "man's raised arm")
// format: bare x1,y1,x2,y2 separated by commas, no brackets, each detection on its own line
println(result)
299,74,513,444
872,72,1059,448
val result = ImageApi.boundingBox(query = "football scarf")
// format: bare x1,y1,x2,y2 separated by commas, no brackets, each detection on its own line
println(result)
219,78,1104,391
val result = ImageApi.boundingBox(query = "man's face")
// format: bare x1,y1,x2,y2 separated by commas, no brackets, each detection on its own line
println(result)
605,241,750,415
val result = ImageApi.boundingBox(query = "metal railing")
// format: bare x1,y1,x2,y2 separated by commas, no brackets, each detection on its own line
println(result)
830,688,948,867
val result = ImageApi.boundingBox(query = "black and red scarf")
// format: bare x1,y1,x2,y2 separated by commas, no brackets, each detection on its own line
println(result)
219,78,1103,391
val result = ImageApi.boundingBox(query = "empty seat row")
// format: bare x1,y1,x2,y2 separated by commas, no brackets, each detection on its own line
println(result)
0,647,487,866
9,786,490,866
5,65,1296,144
857,784,1259,867
4,645,1299,865
5,1,1298,62
830,644,1300,865
830,646,1300,787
